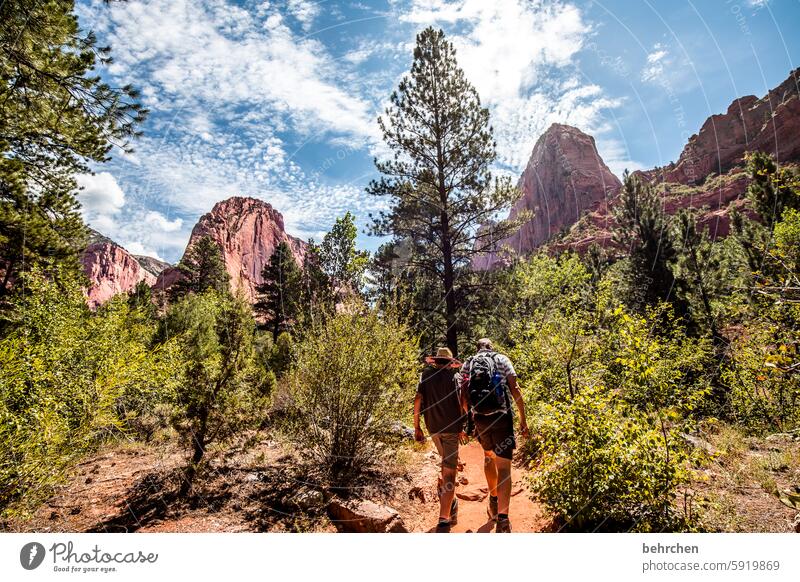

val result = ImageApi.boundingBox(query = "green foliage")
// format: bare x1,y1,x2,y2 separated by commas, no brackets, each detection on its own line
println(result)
612,172,685,315
745,152,800,228
0,0,146,292
722,324,800,434
320,212,369,298
169,235,230,301
297,239,333,328
165,290,264,475
368,26,522,355
0,270,178,517
285,308,419,485
528,388,699,531
670,209,726,336
255,241,302,340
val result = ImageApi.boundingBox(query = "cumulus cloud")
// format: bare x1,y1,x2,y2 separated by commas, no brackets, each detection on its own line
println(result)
398,0,636,172
145,211,183,232
80,0,376,140
76,171,125,215
123,241,166,262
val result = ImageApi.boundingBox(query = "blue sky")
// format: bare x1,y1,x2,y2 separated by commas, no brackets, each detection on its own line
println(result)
73,0,800,263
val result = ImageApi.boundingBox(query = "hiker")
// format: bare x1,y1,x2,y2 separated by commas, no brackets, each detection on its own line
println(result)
460,338,528,533
414,347,468,533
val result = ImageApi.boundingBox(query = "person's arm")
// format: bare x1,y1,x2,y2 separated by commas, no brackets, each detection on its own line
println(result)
507,376,529,438
413,392,425,442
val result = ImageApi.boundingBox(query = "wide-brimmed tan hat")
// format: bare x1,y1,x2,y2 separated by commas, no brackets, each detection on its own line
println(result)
424,347,461,367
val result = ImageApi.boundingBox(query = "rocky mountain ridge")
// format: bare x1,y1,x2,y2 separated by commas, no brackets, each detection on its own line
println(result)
475,67,800,267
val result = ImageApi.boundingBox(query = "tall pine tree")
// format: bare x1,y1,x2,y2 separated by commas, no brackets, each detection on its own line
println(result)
612,172,686,316
169,235,230,301
255,241,302,341
0,0,147,295
368,27,520,356
320,212,368,301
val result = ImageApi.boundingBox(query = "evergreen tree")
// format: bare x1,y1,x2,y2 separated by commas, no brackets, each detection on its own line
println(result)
0,0,146,294
254,241,302,341
368,27,521,356
670,209,724,339
320,211,369,300
612,172,686,315
745,152,800,229
298,239,333,327
169,235,230,301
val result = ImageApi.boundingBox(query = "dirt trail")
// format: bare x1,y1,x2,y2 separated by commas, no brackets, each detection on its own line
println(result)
400,440,551,533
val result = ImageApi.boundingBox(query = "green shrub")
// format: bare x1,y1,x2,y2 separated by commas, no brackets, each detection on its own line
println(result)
0,270,178,517
528,388,699,531
285,308,418,485
722,325,800,433
165,290,265,480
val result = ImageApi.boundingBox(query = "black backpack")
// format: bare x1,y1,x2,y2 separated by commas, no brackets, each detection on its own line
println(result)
467,352,506,414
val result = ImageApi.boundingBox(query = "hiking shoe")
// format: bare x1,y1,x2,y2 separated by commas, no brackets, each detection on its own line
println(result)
495,517,512,533
487,495,498,521
435,519,451,533
449,498,459,526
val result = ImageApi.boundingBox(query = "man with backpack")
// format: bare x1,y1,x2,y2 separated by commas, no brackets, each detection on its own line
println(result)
414,347,468,533
460,338,528,533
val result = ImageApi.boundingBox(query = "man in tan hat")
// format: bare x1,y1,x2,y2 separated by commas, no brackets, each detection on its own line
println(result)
414,347,468,532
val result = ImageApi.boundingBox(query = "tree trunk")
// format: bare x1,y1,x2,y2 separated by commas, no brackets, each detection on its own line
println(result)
441,211,458,358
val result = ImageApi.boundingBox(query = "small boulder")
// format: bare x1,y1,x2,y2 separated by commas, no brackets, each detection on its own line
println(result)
291,488,325,512
390,422,415,441
456,486,488,502
328,499,407,533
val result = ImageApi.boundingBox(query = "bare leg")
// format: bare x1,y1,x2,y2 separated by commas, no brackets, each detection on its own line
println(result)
483,450,498,497
438,467,457,520
495,456,512,516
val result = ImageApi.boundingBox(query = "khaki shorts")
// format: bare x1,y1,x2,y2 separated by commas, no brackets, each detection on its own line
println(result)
430,433,459,470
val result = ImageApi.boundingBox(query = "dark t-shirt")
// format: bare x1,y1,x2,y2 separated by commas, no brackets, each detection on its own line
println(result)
416,365,465,434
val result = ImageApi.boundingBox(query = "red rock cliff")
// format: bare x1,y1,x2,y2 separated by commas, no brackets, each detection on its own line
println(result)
82,242,155,308
638,68,800,185
156,196,306,302
473,123,621,269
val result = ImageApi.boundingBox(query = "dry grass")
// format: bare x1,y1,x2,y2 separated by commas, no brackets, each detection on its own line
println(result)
694,423,800,532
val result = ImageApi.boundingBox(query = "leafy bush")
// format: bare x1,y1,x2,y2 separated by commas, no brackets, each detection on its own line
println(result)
164,290,265,480
722,325,800,434
528,388,699,532
285,308,418,485
0,271,178,517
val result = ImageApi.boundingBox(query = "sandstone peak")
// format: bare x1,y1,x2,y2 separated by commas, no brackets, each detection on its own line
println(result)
473,123,620,269
156,195,306,302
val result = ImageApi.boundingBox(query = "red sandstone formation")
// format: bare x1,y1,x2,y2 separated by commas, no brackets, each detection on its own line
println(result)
81,242,155,308
155,197,306,302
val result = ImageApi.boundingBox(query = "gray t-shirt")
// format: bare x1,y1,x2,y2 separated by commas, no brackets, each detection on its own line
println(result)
416,365,465,434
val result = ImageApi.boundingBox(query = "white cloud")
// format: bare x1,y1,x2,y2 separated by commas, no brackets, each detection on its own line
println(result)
80,0,377,141
399,0,636,172
76,171,125,216
123,241,165,262
641,44,668,83
145,211,183,232
287,0,320,31
75,171,127,233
